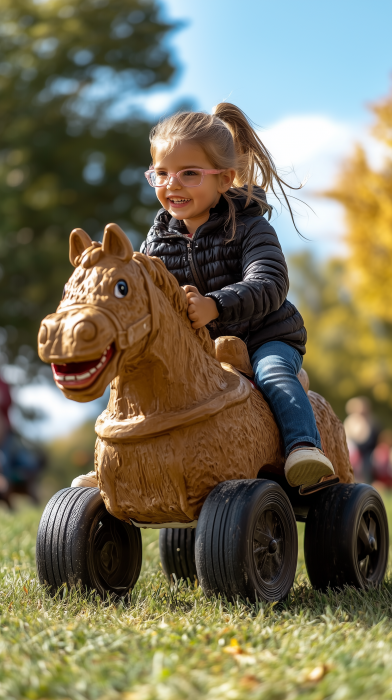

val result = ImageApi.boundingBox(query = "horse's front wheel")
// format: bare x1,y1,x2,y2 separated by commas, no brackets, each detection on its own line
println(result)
195,479,298,603
36,487,142,598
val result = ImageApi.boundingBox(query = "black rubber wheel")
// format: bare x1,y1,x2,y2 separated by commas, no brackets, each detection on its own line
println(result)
304,483,389,591
36,487,142,598
159,528,197,584
195,479,298,603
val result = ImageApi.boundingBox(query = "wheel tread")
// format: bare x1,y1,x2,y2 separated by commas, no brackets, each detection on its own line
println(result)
195,479,298,603
305,483,389,591
37,487,142,597
159,528,197,584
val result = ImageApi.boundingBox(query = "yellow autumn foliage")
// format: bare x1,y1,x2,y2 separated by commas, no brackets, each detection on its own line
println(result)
290,254,392,419
326,90,392,323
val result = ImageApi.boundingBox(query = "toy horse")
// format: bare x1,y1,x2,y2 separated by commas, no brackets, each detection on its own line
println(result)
38,223,353,528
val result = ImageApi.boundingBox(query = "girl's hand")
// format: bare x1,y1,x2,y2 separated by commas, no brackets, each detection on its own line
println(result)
182,285,219,329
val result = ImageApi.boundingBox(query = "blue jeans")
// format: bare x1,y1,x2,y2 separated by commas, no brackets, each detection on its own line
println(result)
251,341,322,458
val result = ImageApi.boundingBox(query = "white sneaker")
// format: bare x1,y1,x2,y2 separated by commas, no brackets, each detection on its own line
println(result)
71,471,99,488
285,447,334,487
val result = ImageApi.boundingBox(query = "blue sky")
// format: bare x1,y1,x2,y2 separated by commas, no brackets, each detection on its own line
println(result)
158,0,392,125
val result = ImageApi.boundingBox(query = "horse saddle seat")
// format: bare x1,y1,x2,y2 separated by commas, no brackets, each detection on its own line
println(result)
214,336,309,394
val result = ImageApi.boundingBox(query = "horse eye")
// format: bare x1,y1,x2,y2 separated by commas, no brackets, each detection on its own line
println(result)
114,280,128,298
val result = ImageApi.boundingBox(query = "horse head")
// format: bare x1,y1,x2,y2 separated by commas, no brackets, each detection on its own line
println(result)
38,223,159,402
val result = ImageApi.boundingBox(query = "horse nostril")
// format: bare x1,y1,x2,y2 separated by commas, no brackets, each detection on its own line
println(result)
38,324,48,345
73,320,97,343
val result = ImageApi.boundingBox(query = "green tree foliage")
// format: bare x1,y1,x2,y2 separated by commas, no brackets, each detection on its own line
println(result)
0,0,176,369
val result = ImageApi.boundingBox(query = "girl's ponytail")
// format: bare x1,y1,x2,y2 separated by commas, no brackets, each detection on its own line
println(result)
212,103,302,236
150,102,303,241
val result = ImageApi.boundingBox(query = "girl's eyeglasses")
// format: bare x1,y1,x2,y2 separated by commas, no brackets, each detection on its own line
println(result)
145,167,225,188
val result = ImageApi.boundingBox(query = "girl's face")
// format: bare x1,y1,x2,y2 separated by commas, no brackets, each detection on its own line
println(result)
152,141,235,231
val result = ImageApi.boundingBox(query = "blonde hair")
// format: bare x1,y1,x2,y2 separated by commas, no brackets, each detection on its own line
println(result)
150,102,302,240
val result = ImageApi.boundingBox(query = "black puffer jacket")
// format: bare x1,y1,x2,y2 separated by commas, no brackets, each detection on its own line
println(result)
140,188,307,356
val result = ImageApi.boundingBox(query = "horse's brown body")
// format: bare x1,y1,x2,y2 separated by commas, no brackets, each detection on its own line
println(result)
38,224,353,525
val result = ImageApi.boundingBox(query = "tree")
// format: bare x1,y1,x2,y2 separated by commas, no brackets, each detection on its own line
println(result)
326,89,392,324
0,0,177,372
290,88,392,422
289,252,392,422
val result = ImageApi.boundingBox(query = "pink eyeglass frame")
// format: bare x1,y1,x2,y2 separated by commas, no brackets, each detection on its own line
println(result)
144,167,225,188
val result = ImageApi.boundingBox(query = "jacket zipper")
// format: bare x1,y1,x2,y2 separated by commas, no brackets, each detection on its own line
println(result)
186,239,208,294
150,228,208,295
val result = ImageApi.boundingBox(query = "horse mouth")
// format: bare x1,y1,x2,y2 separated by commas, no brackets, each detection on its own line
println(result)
51,343,115,390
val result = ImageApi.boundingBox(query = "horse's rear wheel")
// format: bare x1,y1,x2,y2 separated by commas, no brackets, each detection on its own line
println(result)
159,528,197,584
304,483,389,590
195,479,298,603
36,487,142,597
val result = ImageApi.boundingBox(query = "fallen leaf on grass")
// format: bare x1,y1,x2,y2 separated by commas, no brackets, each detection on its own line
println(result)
302,664,331,683
223,639,256,665
240,674,260,689
223,638,242,655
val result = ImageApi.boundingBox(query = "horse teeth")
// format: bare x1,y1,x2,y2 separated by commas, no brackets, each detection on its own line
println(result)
54,349,111,384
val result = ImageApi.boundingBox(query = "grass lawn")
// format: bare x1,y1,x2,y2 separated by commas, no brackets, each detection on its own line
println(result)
1,493,392,700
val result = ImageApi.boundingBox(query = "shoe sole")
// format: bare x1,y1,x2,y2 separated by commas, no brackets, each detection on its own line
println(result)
286,459,334,488
71,478,99,488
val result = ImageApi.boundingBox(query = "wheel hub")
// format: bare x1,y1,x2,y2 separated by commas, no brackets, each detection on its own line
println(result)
91,514,138,591
253,509,284,583
100,540,119,574
268,539,277,553
357,510,379,580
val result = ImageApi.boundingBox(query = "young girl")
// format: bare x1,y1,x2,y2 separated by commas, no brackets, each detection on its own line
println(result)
140,103,334,488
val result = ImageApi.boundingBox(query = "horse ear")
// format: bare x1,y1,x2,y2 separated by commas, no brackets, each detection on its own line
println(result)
69,228,93,267
102,223,133,262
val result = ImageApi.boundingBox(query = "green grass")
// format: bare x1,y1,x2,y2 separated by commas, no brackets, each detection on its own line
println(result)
1,496,392,699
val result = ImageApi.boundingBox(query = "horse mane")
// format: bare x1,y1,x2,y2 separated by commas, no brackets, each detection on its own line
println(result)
133,252,215,358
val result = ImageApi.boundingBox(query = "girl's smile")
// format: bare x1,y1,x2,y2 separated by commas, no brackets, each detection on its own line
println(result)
166,196,192,209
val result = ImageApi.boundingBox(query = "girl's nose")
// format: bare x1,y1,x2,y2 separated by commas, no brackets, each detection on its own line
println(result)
167,174,181,188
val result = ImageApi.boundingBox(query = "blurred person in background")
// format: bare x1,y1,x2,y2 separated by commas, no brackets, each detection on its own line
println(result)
371,430,392,488
0,376,12,432
0,376,13,499
344,397,379,483
0,373,46,507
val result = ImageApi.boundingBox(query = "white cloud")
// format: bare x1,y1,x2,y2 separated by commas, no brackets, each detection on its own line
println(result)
255,114,386,255
261,115,351,170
